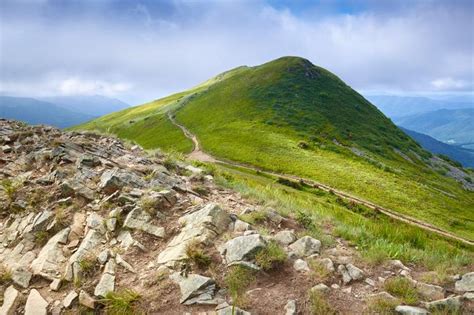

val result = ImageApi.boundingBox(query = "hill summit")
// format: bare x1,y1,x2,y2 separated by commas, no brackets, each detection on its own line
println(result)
74,56,474,241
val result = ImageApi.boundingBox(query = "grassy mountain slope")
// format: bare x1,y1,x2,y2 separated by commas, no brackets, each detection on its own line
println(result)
73,57,474,240
0,96,94,128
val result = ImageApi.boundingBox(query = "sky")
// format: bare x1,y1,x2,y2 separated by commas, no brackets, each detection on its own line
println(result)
0,0,473,105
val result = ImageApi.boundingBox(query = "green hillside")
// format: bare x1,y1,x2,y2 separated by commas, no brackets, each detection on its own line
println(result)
74,56,474,240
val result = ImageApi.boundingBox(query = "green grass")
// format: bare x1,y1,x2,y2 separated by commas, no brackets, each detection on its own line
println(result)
73,56,474,240
309,291,337,315
213,164,473,270
254,240,287,270
101,289,141,315
224,265,256,307
384,277,419,305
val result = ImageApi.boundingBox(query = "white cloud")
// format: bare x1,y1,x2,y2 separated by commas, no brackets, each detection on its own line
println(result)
431,78,470,90
58,78,131,96
0,0,472,104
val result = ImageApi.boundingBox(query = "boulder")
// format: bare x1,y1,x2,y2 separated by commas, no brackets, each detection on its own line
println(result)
293,259,310,272
274,230,296,246
157,203,230,266
395,305,428,315
288,236,321,257
416,282,444,301
94,273,115,297
455,272,474,292
0,286,20,315
311,283,330,294
318,258,335,272
25,289,48,315
223,234,266,264
123,207,165,238
346,264,364,281
30,227,70,279
62,291,78,308
216,306,251,315
170,273,218,305
425,296,462,312
11,267,32,288
338,265,352,284
79,290,95,309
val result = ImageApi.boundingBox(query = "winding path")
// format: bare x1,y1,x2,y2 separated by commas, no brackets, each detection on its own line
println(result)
168,112,474,247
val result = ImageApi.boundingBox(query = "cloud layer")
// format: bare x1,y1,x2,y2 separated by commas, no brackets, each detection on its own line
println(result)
1,0,472,104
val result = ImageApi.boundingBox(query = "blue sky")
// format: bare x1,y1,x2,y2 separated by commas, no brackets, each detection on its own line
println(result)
0,0,473,104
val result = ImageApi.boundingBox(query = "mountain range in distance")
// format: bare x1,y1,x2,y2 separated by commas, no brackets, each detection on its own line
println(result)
0,95,130,128
401,127,474,168
366,94,473,118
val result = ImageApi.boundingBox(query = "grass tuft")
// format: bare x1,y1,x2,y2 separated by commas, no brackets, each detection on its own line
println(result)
255,240,287,270
309,291,337,315
224,266,256,307
185,240,212,269
102,289,141,315
384,277,418,305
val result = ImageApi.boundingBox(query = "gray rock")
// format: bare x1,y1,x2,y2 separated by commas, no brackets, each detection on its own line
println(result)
216,306,251,315
0,286,20,315
50,279,62,291
293,259,310,272
157,203,230,266
318,258,335,272
79,290,95,309
233,219,251,232
116,254,135,273
464,292,474,301
94,273,115,297
273,230,296,246
66,229,102,281
416,282,444,301
288,236,321,257
455,272,474,292
30,227,70,279
11,267,32,288
25,289,48,315
123,207,165,238
338,264,352,284
284,300,297,315
311,283,330,294
62,291,78,308
170,273,217,305
425,296,462,312
346,264,364,281
395,305,428,315
223,234,266,264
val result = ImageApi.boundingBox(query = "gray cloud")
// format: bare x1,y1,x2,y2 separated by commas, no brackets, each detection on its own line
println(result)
0,0,472,104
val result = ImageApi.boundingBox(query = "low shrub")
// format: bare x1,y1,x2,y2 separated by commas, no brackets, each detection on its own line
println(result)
309,291,337,315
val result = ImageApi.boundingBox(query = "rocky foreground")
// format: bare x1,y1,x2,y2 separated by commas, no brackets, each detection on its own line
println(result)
0,119,472,314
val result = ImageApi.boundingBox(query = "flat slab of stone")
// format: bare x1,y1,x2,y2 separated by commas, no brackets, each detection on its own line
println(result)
455,272,474,292
170,273,217,305
25,289,48,315
223,234,266,264
0,286,20,315
94,273,115,297
123,207,165,238
395,305,428,314
416,282,444,301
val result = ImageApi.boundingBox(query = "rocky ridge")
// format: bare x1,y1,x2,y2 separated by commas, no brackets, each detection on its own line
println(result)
0,119,472,314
